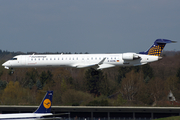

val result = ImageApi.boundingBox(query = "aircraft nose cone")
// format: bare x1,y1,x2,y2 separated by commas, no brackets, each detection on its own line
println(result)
2,62,10,69
2,62,6,66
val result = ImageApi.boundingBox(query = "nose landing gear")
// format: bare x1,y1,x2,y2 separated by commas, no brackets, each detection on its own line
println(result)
10,68,14,74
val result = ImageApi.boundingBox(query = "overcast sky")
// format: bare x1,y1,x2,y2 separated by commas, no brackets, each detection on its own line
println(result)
0,0,179,54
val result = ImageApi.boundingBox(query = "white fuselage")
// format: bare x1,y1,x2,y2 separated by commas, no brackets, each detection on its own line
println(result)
2,53,161,70
0,113,52,119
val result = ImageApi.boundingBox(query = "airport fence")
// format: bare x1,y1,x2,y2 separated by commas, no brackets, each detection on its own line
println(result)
62,117,153,120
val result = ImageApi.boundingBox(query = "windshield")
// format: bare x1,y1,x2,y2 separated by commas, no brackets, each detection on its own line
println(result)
10,58,17,60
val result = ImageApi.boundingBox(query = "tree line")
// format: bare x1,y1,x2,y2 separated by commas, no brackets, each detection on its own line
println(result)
0,50,179,106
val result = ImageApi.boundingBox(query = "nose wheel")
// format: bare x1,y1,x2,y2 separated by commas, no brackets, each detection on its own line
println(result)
10,68,14,74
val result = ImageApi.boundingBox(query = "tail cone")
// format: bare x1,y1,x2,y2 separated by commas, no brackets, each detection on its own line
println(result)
158,56,162,60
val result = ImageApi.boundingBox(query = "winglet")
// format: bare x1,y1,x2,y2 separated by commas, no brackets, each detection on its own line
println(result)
139,39,176,56
34,91,53,113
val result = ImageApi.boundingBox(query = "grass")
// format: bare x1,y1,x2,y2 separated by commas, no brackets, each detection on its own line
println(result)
154,116,180,120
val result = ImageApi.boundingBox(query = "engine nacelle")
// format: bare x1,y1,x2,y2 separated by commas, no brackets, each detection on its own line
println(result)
122,53,140,60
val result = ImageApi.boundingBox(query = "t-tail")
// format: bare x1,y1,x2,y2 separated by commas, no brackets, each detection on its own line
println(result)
34,91,53,113
139,39,176,56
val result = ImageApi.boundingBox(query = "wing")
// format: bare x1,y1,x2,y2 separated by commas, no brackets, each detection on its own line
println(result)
40,117,62,120
40,113,69,120
74,57,107,69
75,64,98,69
97,64,115,70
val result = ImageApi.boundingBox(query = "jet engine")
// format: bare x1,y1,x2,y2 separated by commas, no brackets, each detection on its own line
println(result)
122,53,140,60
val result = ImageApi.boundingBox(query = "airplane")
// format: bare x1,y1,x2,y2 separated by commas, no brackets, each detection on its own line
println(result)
0,91,67,119
2,39,176,70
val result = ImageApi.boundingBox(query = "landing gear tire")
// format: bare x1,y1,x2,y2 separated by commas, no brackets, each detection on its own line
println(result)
10,68,14,74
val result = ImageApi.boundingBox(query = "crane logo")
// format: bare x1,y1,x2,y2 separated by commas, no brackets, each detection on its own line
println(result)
148,44,165,56
43,99,51,109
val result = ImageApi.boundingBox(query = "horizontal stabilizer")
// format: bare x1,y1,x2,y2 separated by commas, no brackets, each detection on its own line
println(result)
155,39,176,44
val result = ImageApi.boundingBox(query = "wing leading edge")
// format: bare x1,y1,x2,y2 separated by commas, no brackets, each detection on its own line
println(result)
74,57,114,69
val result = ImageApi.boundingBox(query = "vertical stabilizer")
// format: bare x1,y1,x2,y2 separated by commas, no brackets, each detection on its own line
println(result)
34,91,53,113
139,39,176,56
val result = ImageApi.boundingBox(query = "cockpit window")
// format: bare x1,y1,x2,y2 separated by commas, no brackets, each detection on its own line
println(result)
10,58,17,60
